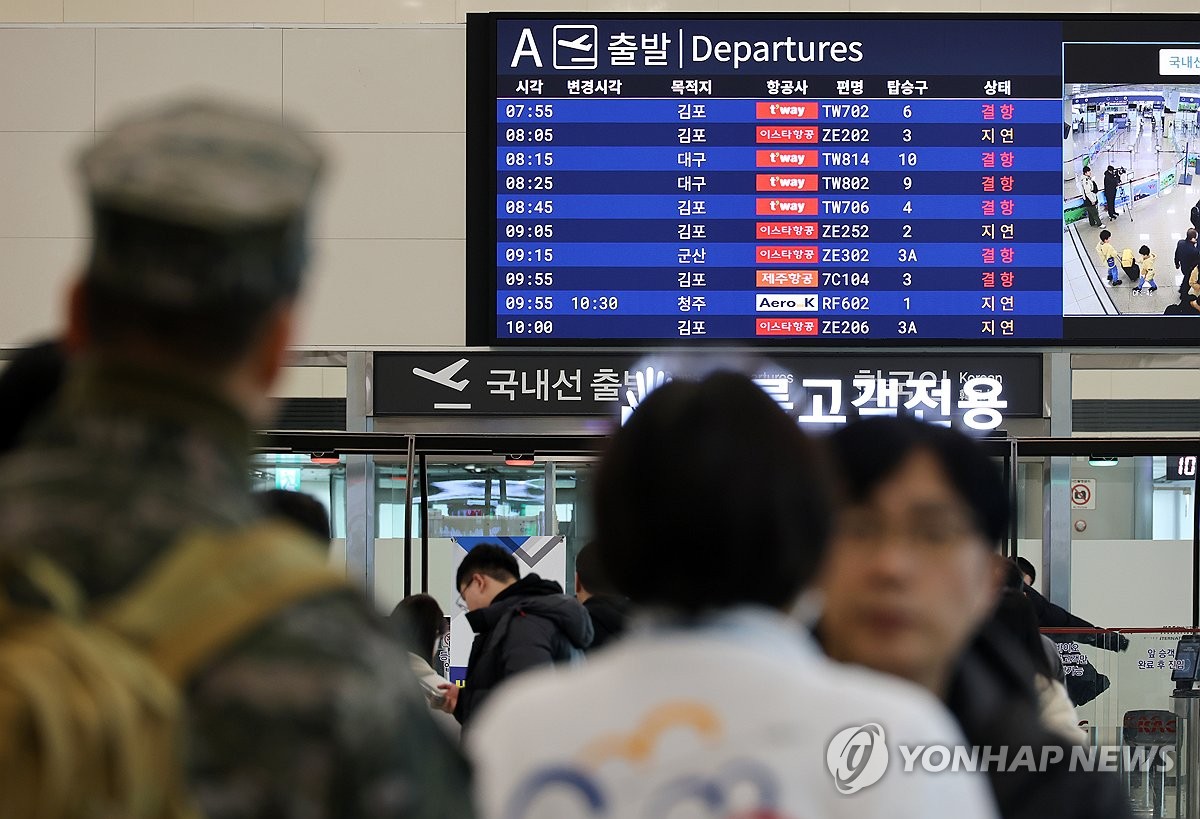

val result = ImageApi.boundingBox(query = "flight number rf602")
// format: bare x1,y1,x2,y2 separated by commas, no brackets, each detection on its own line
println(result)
822,223,869,238
822,296,870,311
821,271,870,287
821,320,871,335
822,247,870,263
821,128,870,143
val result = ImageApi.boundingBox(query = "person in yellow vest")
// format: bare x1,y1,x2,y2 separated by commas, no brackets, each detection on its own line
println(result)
1095,229,1121,286
1133,244,1158,293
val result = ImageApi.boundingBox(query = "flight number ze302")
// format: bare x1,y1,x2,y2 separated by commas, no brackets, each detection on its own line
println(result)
823,247,870,263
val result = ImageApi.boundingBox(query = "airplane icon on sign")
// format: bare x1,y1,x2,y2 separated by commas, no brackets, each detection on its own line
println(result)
413,358,470,391
553,25,598,70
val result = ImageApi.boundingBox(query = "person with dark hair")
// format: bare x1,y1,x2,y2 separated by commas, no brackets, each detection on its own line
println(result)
0,339,67,457
1176,228,1200,303
1077,165,1101,227
818,417,1130,819
1015,556,1037,586
468,374,996,819
453,542,591,729
255,488,332,544
0,99,472,817
392,594,460,740
1133,244,1157,293
573,541,630,652
1096,229,1121,286
990,591,1083,745
1103,165,1120,220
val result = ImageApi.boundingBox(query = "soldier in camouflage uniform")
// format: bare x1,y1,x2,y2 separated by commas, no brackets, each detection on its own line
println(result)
0,99,474,818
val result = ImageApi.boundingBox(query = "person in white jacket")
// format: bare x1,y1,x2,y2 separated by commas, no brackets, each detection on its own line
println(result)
1077,165,1102,227
468,373,997,819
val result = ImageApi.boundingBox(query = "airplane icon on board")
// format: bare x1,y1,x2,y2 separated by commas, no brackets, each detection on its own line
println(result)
412,358,470,391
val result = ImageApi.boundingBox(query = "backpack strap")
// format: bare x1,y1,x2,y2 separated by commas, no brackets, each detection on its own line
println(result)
98,522,348,683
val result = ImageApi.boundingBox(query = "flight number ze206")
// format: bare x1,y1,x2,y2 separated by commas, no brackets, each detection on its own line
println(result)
821,320,870,335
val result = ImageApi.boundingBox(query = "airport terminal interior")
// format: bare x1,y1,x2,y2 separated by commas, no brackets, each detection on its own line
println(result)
8,2,1200,817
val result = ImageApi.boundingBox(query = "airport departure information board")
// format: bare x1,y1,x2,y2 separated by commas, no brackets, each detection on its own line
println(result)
466,14,1200,345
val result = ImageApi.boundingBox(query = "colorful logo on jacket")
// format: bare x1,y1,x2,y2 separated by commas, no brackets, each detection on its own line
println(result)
825,723,888,794
502,701,794,818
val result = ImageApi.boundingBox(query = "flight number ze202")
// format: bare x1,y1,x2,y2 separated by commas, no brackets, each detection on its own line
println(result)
821,128,870,142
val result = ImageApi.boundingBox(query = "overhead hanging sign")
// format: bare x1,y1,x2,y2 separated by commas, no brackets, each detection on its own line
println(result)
374,351,1042,431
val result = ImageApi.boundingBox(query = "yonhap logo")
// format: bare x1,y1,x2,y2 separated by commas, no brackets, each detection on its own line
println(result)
826,723,888,794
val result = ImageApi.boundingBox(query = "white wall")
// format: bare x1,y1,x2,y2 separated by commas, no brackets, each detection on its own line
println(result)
0,2,1193,350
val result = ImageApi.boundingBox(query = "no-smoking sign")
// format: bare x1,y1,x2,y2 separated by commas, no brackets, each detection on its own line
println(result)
1071,479,1096,510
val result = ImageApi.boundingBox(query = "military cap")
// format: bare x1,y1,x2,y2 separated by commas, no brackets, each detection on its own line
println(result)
79,98,324,307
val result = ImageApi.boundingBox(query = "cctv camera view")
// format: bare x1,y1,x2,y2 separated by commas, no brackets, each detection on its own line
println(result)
1064,43,1200,318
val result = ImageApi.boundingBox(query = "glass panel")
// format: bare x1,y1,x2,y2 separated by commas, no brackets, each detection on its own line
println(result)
1048,626,1198,819
1069,456,1192,630
249,453,345,538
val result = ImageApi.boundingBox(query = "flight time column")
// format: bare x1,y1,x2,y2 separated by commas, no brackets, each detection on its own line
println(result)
497,99,559,341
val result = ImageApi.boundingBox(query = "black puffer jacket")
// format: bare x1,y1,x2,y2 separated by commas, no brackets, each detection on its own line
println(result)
456,574,593,728
946,625,1132,819
582,594,632,652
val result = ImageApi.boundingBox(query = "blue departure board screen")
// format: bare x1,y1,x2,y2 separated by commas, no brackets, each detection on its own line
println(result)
466,14,1200,345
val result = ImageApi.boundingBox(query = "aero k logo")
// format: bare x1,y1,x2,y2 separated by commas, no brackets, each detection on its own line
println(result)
825,723,888,795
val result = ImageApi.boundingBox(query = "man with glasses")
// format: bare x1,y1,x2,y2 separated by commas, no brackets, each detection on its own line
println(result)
450,543,592,729
818,417,1131,819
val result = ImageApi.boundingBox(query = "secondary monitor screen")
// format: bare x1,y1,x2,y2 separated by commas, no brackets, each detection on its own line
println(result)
466,14,1200,345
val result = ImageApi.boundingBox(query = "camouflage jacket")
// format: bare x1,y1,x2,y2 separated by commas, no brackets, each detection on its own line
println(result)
0,358,474,819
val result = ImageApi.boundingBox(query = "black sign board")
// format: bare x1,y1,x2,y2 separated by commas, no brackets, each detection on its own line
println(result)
375,351,1042,429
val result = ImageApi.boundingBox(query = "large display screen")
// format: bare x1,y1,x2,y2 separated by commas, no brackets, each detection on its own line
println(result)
466,14,1200,345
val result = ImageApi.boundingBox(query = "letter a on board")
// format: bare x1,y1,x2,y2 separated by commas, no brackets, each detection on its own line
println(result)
511,29,543,68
